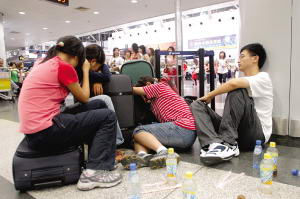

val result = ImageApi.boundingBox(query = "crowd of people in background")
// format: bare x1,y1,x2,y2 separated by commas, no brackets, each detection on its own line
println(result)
108,43,155,72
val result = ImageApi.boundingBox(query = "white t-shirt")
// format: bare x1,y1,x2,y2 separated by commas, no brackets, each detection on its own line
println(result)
109,56,124,69
242,72,273,142
217,59,228,74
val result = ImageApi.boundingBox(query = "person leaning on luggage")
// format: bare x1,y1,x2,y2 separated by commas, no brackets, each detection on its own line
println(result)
18,35,122,191
190,43,273,166
120,76,197,169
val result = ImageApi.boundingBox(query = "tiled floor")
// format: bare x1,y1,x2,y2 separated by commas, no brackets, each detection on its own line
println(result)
1,80,300,198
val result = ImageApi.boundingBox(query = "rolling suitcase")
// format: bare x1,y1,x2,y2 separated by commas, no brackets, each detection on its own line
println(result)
104,74,135,128
13,138,83,191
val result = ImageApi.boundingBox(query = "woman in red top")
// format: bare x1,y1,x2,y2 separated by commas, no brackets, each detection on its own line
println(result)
19,36,122,191
121,76,196,170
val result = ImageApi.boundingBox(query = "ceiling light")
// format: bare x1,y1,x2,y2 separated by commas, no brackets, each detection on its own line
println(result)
43,27,48,30
65,20,71,23
25,33,30,36
19,11,26,15
93,11,99,14
131,0,138,3
11,38,15,40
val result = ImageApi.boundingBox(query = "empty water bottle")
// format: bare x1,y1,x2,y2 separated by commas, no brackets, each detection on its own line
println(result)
128,163,141,199
182,172,197,199
253,140,263,176
166,148,177,184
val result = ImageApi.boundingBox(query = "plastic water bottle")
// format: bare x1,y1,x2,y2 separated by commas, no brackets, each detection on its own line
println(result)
166,148,177,184
291,169,300,176
253,140,263,176
260,153,273,194
182,172,197,199
128,163,141,199
266,142,279,177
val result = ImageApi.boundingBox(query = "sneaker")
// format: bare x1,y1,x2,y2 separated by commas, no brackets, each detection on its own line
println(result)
149,150,181,170
115,149,135,163
120,153,153,170
77,170,122,191
200,143,235,165
228,143,240,157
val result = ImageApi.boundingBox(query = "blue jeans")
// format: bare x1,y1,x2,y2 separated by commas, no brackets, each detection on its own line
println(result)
89,95,124,145
62,95,124,145
133,122,196,149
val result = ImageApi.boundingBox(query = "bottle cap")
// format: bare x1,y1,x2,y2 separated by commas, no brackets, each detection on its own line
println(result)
256,140,262,145
264,153,272,159
129,163,137,170
168,148,174,154
184,172,193,179
270,142,276,147
291,169,299,176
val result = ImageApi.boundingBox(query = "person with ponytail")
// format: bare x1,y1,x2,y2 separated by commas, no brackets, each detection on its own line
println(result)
120,76,196,170
18,36,122,191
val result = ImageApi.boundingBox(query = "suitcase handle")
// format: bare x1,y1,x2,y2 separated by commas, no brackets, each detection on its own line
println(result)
32,167,64,188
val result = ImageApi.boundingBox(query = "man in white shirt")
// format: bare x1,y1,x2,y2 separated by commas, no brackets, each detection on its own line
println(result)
191,43,273,165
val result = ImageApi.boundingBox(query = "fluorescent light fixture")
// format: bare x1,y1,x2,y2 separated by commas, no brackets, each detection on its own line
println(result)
93,11,99,14
65,20,71,23
131,0,138,3
19,11,26,15
43,27,48,30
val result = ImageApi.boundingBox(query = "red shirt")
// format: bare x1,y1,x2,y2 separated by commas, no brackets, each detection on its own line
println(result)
18,56,78,134
143,82,196,130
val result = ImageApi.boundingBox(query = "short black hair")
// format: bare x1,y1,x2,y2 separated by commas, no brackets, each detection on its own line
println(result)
85,44,105,66
135,76,155,87
139,45,146,55
240,43,267,69
132,43,139,53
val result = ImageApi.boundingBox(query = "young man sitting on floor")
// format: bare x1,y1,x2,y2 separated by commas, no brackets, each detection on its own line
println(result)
121,76,197,169
190,43,273,165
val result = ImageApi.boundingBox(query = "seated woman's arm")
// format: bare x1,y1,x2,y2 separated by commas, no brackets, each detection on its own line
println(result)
133,87,146,96
89,64,111,83
67,60,90,103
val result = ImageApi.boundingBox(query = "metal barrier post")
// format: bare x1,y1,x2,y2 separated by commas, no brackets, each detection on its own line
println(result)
209,54,215,110
154,49,161,79
198,49,205,98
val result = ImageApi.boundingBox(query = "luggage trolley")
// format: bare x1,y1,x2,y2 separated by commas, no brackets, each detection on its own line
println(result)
0,70,15,102
154,49,215,110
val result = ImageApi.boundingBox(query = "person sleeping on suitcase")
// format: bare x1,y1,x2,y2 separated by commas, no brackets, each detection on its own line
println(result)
18,36,122,191
120,76,197,169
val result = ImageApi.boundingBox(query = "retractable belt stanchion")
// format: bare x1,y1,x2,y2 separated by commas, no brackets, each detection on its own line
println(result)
154,49,215,110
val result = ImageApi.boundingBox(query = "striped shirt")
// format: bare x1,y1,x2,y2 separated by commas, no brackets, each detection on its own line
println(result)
143,82,196,130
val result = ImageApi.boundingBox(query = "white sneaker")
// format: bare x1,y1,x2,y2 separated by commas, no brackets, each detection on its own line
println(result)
200,143,235,165
229,144,240,157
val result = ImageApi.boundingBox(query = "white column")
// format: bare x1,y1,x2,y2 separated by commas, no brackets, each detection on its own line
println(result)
239,0,292,136
0,12,6,66
175,0,184,95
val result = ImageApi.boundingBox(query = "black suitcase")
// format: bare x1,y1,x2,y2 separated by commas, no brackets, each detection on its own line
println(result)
13,138,83,191
105,74,135,128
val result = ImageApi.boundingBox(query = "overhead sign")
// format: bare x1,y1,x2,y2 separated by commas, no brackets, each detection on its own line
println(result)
46,0,69,6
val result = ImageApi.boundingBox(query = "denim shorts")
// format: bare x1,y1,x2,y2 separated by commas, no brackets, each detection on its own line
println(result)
133,122,196,149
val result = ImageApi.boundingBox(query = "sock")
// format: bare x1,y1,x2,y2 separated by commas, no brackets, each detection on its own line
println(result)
156,146,167,154
85,169,96,176
137,151,147,156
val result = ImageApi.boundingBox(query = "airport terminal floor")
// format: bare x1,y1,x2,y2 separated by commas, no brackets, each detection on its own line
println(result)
1,81,300,199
